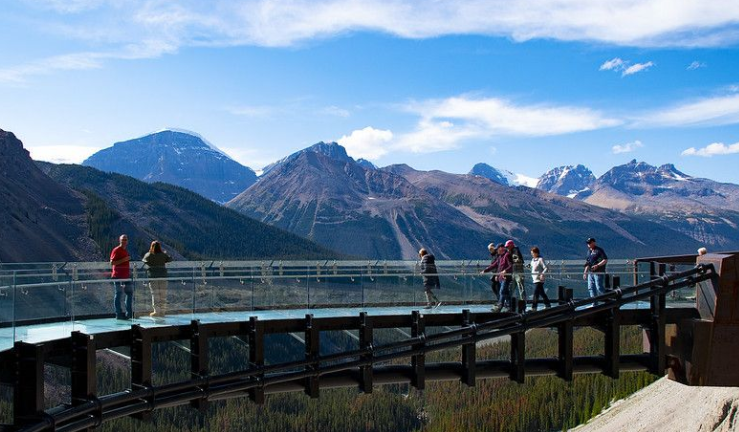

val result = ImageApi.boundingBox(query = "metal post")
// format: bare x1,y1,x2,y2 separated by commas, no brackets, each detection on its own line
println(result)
248,316,264,404
70,332,96,405
461,309,476,387
411,311,425,390
190,320,209,412
649,278,667,375
604,309,620,379
12,271,17,343
131,325,152,421
13,342,44,427
557,288,574,381
304,314,320,398
510,302,526,383
359,312,373,393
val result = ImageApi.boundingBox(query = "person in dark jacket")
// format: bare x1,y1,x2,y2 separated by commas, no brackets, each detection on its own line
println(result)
484,243,501,300
583,237,608,301
482,243,512,312
419,248,442,309
142,241,173,317
506,240,527,303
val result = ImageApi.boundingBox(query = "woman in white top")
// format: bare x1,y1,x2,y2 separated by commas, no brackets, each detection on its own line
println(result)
530,247,551,309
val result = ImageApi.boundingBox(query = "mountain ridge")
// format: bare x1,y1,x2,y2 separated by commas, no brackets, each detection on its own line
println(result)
83,129,257,203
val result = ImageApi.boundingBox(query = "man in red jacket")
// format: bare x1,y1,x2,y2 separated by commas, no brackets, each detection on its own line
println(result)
110,234,132,320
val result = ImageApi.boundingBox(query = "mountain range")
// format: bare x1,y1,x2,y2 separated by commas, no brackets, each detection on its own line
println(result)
6,126,737,261
227,142,702,259
0,128,333,262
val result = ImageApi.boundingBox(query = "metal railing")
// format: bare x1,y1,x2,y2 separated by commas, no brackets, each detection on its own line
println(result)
12,263,714,432
0,259,673,347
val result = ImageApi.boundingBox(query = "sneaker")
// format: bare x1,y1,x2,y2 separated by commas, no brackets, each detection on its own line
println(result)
500,307,510,313
150,311,160,317
423,304,433,309
491,304,502,312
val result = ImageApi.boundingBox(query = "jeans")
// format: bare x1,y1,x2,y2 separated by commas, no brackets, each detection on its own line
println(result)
587,273,606,299
498,278,511,308
113,279,133,318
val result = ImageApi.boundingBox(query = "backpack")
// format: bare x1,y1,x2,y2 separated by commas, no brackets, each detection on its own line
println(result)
511,247,525,272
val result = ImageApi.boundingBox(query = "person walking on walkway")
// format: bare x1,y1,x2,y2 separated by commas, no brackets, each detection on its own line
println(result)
506,240,527,302
110,234,132,320
142,240,173,317
482,244,512,312
583,237,608,300
419,248,442,309
530,247,551,310
485,243,501,301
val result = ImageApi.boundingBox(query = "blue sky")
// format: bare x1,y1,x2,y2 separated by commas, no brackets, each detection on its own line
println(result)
2,1,739,183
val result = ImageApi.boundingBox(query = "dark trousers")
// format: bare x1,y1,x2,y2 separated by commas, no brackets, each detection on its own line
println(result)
532,282,551,309
490,278,500,299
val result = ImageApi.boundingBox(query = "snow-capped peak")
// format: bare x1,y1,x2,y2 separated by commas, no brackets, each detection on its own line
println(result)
144,127,231,158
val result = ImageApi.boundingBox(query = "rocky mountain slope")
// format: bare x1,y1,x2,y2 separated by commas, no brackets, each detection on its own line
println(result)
42,163,336,260
0,130,99,261
536,164,596,198
572,377,739,432
384,164,702,258
228,143,492,259
583,160,739,249
227,142,701,259
83,129,257,203
469,162,538,187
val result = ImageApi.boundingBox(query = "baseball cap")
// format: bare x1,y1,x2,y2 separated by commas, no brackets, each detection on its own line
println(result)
586,237,596,244
505,240,515,248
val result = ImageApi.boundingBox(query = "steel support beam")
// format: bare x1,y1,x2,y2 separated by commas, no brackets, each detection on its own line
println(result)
604,309,620,379
190,320,209,412
557,288,574,381
359,312,373,393
248,316,265,404
461,309,476,387
131,325,152,421
411,311,426,390
304,314,320,398
13,341,45,428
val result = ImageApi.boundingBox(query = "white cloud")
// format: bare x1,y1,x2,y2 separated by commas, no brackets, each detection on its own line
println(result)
682,141,739,157
395,96,620,153
337,126,393,160
0,40,176,84
321,105,351,118
635,94,739,127
622,61,654,76
26,145,102,164
6,0,739,83
600,58,625,71
687,61,706,70
612,140,643,154
599,58,654,76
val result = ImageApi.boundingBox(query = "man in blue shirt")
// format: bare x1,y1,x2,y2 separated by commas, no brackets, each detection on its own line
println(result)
583,237,608,300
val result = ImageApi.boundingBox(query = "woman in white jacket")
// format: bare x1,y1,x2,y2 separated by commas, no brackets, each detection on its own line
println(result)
530,247,551,310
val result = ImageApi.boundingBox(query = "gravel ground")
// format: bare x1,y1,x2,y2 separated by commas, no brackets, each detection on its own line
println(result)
572,377,739,432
